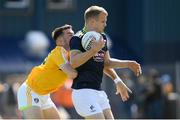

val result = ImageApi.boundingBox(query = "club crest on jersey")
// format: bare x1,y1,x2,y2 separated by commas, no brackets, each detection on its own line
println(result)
93,50,105,62
34,98,39,103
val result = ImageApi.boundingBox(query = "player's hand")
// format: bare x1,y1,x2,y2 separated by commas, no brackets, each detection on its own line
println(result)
90,36,105,52
115,81,132,102
128,61,142,76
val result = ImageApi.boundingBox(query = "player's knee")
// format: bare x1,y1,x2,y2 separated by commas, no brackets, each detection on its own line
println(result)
85,112,105,119
103,108,114,119
22,106,43,119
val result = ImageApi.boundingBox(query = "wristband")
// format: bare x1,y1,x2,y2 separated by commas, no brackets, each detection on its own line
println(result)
114,77,122,84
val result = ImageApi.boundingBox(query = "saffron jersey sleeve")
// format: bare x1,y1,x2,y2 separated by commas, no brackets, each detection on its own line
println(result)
26,46,69,95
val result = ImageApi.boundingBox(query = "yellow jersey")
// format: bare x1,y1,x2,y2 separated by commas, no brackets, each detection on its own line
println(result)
26,46,69,95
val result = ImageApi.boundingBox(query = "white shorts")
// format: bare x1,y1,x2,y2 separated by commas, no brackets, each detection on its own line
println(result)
17,83,56,111
72,89,111,117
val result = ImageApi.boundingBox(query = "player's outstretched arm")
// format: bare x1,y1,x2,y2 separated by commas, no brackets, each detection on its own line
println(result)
104,52,132,101
60,62,78,79
104,51,142,76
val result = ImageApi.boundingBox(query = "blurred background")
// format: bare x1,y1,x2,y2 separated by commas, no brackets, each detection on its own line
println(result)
0,0,180,119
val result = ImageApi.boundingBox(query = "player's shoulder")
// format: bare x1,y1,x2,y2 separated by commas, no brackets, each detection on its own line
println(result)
50,46,65,55
70,30,83,44
56,46,67,53
74,30,84,38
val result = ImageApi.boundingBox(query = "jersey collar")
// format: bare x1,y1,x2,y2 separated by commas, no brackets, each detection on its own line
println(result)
82,26,87,34
82,26,105,35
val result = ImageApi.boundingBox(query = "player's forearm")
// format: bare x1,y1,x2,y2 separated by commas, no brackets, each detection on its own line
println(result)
105,58,130,69
103,68,118,80
103,68,132,93
103,68,126,85
71,49,97,68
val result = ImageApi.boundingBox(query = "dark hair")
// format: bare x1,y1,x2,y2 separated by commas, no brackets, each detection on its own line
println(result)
84,6,108,21
52,24,72,41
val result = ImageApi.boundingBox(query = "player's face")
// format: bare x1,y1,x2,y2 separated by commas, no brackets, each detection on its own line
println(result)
95,12,107,33
62,28,74,43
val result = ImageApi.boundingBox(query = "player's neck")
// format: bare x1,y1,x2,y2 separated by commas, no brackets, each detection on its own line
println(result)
63,45,70,51
85,24,96,32
56,44,70,51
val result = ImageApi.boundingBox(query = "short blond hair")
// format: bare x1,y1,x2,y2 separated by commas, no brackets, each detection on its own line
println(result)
84,6,108,21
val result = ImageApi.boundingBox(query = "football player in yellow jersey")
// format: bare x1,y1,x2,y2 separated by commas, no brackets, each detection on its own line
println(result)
17,24,77,119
